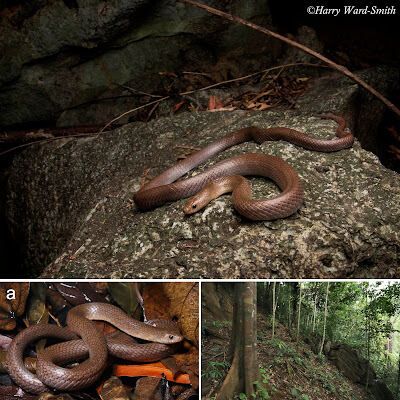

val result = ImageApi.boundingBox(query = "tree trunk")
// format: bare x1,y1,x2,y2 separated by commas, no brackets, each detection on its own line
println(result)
288,290,292,333
365,284,371,391
312,293,317,332
319,282,330,355
272,282,276,339
296,283,303,343
396,354,400,398
217,283,258,399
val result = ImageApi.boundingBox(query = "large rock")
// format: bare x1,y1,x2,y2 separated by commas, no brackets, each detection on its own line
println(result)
5,68,400,278
370,379,395,400
327,344,394,400
327,344,376,384
0,0,274,127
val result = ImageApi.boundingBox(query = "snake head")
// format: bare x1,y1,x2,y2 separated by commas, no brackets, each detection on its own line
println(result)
154,329,183,343
147,319,184,343
183,190,212,215
163,332,184,343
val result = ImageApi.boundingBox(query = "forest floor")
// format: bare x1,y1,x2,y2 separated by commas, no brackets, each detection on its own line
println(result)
202,311,370,400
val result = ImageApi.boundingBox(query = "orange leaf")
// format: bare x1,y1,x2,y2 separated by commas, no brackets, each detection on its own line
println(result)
173,100,186,112
113,362,190,385
208,95,224,110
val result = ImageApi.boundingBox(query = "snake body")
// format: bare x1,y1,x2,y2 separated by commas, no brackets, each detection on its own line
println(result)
6,302,182,394
133,114,354,220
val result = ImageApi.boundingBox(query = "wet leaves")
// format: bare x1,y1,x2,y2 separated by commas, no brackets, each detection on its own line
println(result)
107,282,141,316
0,283,30,330
208,95,224,110
54,283,108,306
27,283,48,326
98,376,130,400
37,394,75,400
0,384,36,400
132,377,163,400
144,283,199,345
1,282,198,398
143,283,199,390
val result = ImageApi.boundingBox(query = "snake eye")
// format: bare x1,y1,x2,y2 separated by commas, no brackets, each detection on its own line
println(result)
169,335,174,340
192,204,197,209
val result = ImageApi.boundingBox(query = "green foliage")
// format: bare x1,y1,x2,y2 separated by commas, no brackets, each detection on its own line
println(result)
252,366,271,399
269,337,288,351
275,282,400,396
210,320,231,328
268,338,305,368
202,360,230,380
290,387,310,399
236,366,271,400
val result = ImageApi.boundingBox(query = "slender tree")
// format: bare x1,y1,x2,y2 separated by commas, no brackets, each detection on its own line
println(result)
288,291,291,333
319,282,330,355
272,282,276,339
217,283,258,399
365,283,371,391
312,292,318,333
396,354,400,398
296,283,303,343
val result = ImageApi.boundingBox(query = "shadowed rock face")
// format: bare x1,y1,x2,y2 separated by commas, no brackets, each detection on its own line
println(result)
4,68,400,278
0,0,274,127
327,344,395,400
327,344,376,384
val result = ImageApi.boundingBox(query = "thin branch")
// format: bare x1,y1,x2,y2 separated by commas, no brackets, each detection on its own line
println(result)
180,62,326,95
98,96,170,133
119,84,164,98
0,132,105,157
182,71,213,78
99,62,318,133
179,0,400,118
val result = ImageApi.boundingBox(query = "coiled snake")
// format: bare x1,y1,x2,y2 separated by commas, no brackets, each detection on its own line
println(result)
133,114,354,220
6,302,182,394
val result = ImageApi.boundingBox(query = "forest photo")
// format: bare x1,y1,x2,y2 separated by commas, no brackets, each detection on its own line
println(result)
202,281,400,400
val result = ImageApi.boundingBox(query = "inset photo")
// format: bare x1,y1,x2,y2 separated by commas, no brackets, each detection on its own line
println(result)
202,281,399,400
0,282,199,400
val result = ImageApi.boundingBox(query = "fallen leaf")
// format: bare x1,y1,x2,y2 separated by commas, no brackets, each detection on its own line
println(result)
0,384,36,400
163,283,199,346
0,283,30,330
107,283,140,316
245,101,271,110
144,283,198,346
54,282,107,306
37,393,75,400
97,376,130,400
27,283,48,326
173,100,186,112
208,95,224,110
208,106,236,112
167,346,199,389
143,283,199,389
132,377,163,400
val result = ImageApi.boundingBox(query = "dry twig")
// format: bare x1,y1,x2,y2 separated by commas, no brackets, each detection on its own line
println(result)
99,62,325,133
179,0,400,118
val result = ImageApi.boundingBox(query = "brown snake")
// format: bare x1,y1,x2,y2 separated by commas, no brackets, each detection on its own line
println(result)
133,114,354,220
6,302,183,394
